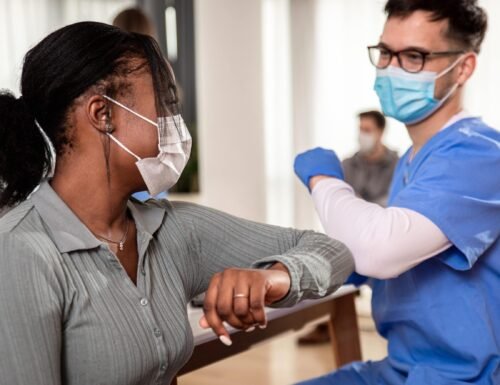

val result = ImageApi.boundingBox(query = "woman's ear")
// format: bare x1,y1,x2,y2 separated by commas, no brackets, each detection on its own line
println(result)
86,95,114,134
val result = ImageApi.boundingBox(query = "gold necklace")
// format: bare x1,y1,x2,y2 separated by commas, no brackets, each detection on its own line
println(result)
94,219,130,251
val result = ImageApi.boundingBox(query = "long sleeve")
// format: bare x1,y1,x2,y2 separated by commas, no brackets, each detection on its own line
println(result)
171,202,354,307
311,178,451,279
0,233,64,385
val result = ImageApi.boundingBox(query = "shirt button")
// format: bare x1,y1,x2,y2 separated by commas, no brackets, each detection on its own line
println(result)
154,328,162,337
140,298,149,306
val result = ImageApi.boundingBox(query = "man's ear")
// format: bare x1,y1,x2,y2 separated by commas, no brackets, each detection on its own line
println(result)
456,52,477,86
86,95,114,134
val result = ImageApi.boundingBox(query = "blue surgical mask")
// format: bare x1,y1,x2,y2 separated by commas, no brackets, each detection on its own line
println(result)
374,57,463,125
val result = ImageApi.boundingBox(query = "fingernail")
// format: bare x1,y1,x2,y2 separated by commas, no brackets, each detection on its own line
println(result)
259,324,267,330
219,335,232,346
245,326,256,333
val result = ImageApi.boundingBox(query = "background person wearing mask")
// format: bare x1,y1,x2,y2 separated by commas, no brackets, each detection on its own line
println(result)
343,111,398,206
299,110,398,345
294,0,499,384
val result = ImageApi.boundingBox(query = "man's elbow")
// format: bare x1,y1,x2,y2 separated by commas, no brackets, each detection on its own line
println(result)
352,247,407,280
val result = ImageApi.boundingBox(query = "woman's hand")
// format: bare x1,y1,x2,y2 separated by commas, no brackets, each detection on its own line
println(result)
199,263,291,346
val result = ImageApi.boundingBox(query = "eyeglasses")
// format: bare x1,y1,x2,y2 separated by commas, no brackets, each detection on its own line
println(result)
367,45,465,73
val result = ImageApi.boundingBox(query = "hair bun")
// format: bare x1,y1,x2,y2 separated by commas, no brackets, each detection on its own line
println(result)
0,90,48,208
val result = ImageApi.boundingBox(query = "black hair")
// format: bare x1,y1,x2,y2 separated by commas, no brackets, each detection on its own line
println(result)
0,21,178,209
358,110,386,131
384,0,488,53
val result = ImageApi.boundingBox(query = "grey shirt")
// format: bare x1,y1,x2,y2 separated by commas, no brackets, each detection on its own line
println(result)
0,181,354,385
343,147,399,206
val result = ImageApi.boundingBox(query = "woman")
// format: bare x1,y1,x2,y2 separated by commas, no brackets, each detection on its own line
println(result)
0,22,354,385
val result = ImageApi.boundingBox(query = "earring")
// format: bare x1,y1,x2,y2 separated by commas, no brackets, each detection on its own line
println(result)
105,121,114,133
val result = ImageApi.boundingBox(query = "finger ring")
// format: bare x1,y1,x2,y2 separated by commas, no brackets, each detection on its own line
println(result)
233,293,248,299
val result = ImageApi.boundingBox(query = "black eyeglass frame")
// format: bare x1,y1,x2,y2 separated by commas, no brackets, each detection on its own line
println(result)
367,45,465,73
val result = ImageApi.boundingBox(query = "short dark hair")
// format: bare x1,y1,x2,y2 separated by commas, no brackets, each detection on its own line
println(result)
358,110,386,131
384,0,488,53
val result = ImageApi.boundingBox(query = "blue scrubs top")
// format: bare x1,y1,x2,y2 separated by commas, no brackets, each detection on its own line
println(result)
346,118,499,385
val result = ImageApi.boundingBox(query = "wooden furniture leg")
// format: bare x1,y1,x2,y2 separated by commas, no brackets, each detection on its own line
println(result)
328,292,362,367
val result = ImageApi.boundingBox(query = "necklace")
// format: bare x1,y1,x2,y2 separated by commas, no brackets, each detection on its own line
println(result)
94,219,130,251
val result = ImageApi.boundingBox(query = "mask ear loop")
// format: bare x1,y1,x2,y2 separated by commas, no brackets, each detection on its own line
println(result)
432,54,466,107
106,133,141,161
435,54,467,79
103,94,163,154
102,95,158,127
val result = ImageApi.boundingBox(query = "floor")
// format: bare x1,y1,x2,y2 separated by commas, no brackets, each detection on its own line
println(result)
180,289,387,385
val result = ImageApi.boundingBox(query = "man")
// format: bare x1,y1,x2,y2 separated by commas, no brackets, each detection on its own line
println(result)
294,1,499,384
299,110,398,345
343,111,398,206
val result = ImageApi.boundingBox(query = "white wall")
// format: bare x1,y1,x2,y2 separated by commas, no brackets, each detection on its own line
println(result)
465,0,500,129
0,0,135,95
194,0,268,222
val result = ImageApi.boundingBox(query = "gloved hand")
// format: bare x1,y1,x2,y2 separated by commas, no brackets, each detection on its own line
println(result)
294,147,344,190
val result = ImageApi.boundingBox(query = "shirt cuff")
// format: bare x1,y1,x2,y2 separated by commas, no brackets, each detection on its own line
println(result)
251,256,302,308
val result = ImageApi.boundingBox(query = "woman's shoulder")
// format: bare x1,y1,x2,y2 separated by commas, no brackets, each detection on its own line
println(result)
0,199,62,266
0,199,34,232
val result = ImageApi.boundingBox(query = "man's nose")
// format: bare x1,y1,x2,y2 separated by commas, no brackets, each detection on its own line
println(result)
390,54,400,68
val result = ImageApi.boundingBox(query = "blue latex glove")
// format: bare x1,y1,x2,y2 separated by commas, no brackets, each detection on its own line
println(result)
294,147,344,190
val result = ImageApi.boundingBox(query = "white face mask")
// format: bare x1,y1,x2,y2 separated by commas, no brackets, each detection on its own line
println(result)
103,95,192,196
358,132,378,153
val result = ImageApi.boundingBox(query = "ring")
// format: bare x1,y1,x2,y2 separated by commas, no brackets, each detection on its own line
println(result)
233,293,249,299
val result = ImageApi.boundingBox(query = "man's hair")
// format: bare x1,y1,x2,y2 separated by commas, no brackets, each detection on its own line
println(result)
385,0,488,53
359,110,386,131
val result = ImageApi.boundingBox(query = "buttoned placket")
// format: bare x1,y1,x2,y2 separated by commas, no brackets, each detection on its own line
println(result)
135,227,170,384
100,224,170,383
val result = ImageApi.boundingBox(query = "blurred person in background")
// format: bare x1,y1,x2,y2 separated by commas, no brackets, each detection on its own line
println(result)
343,110,398,206
113,7,156,37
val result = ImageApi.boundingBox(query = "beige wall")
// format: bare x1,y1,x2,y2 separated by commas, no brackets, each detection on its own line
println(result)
194,0,323,230
195,0,268,222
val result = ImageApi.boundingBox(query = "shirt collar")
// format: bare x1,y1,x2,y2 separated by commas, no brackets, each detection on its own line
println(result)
127,197,166,237
31,181,166,253
441,110,473,131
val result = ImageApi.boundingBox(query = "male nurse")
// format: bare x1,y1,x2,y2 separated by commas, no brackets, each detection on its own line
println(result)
294,1,499,384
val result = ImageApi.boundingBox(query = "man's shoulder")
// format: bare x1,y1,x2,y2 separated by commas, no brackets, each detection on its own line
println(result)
453,118,500,145
433,118,499,158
